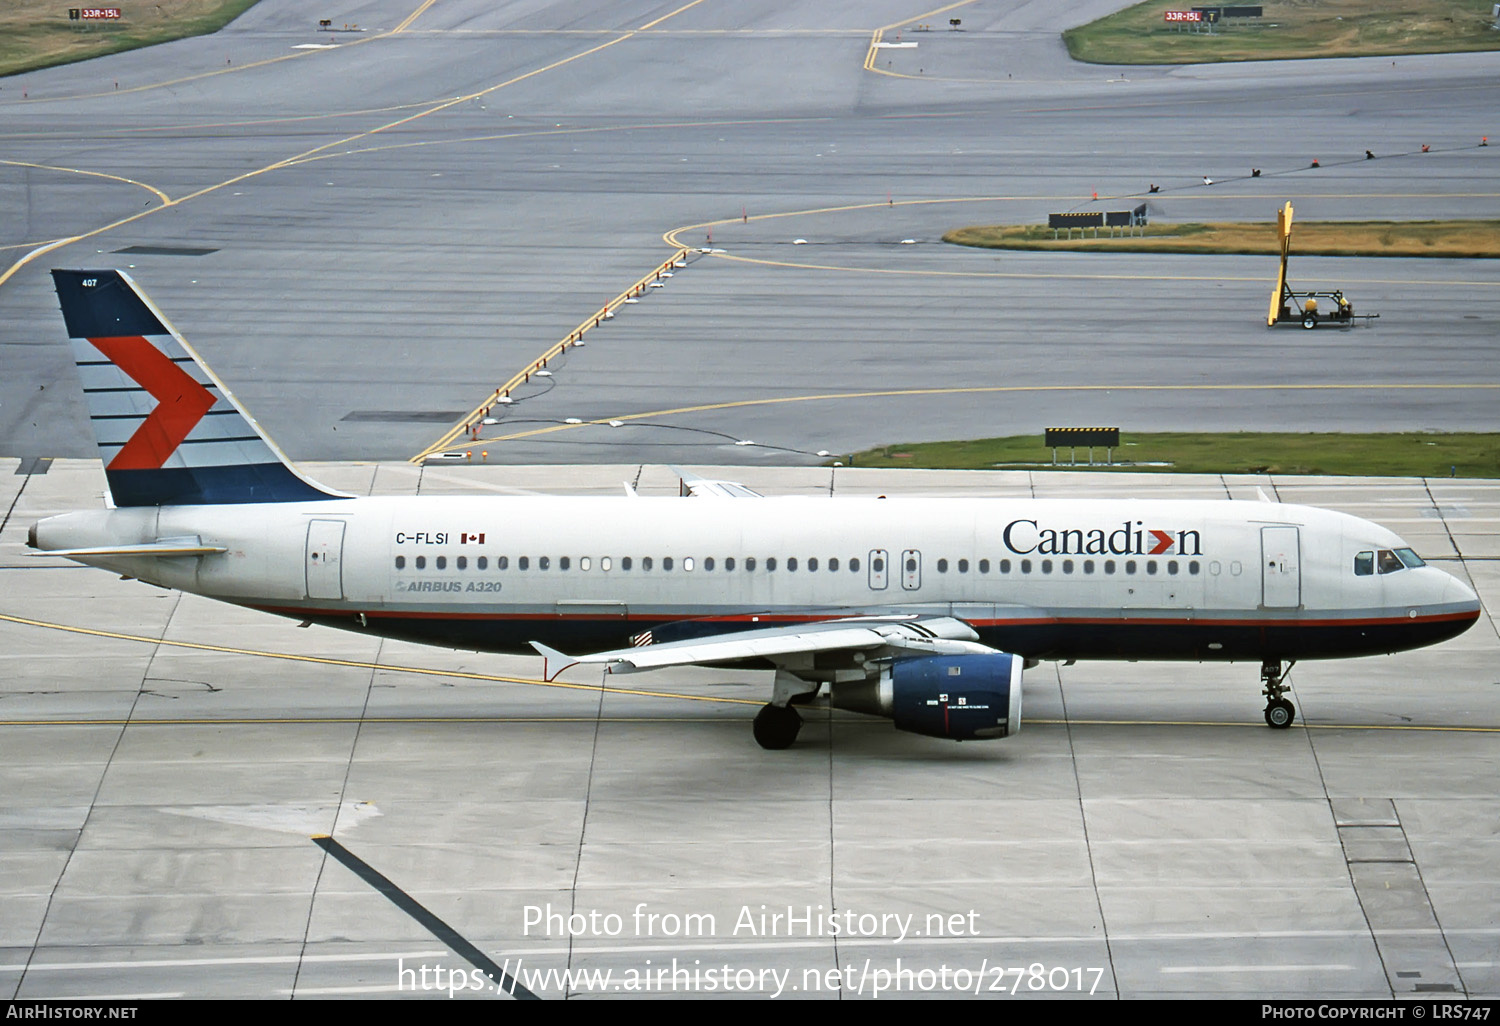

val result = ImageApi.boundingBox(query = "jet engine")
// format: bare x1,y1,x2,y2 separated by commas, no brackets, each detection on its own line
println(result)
829,653,1023,740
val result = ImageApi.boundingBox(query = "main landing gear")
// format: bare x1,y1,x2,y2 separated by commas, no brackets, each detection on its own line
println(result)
753,704,802,750
752,669,819,750
1261,659,1297,729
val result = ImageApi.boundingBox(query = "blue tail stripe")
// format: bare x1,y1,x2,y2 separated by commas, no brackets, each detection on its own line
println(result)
106,465,339,506
52,270,168,337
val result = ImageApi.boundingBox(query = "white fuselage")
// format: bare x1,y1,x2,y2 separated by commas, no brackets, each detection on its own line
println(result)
33,495,1481,663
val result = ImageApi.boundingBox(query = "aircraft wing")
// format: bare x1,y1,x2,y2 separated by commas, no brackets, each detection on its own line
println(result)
669,466,763,498
531,615,995,679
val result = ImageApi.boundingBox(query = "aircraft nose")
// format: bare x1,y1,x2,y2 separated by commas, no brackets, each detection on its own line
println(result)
1444,573,1482,614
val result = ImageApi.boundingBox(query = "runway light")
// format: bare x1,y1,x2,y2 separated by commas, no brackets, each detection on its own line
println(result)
608,420,624,428
496,396,514,404
565,418,583,424
674,260,687,268
793,238,808,245
735,439,755,446
481,418,498,425
625,297,639,304
900,239,916,244
817,450,830,457
648,281,664,288
535,369,553,377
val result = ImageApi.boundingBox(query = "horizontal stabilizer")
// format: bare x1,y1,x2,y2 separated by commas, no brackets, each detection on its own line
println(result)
35,540,228,558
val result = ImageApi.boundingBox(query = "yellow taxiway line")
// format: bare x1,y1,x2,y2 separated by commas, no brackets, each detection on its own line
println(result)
0,610,759,708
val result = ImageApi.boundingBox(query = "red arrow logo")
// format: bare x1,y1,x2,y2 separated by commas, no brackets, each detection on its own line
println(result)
88,336,217,471
1148,530,1175,555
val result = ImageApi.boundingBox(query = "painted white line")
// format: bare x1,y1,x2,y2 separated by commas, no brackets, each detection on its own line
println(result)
1161,964,1357,974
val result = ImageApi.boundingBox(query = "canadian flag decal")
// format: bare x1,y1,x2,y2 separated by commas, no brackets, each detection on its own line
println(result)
460,532,486,544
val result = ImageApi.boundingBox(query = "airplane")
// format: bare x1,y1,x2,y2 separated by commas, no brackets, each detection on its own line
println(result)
27,269,1483,749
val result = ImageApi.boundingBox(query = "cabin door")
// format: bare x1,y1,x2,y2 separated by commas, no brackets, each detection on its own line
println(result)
1261,526,1301,609
306,520,346,601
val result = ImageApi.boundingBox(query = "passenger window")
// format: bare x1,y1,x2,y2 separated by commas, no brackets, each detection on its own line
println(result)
1354,551,1374,576
621,556,632,571
643,557,653,571
1062,559,1073,574
683,558,694,571
1020,559,1031,574
937,558,949,573
436,556,447,570
725,557,736,571
849,558,859,572
808,558,818,572
958,559,969,573
457,556,467,570
538,556,548,571
559,556,570,571
395,555,406,569
416,556,426,569
704,557,714,571
1083,560,1094,574
767,558,777,571
663,557,673,571
1000,559,1011,573
979,559,989,573
746,557,756,571
601,557,611,571
498,556,509,570
828,557,837,572
787,557,797,571
478,556,488,570
580,557,590,571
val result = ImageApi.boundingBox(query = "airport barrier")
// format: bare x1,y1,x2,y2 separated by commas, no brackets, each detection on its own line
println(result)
1046,427,1120,466
1048,206,1146,238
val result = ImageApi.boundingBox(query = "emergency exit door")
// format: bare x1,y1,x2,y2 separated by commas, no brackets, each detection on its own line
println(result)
306,520,346,600
1261,525,1301,609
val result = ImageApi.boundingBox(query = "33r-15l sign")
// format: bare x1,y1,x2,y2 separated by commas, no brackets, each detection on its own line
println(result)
70,8,123,19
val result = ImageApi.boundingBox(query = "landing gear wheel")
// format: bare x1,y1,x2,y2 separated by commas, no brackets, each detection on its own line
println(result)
1264,697,1296,729
753,704,802,750
1301,314,1317,329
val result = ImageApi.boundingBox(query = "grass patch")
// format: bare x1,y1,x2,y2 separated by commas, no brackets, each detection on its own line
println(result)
844,433,1500,478
944,220,1500,258
1063,0,1500,65
0,0,262,80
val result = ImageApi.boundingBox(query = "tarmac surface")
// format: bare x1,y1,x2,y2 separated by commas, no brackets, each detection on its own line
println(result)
0,0,1497,465
2,460,1499,1000
1,0,1498,1002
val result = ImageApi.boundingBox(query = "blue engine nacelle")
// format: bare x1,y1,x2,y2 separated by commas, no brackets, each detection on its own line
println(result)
829,653,1023,740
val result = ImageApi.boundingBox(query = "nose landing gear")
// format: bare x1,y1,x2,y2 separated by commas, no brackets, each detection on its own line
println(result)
1261,659,1297,729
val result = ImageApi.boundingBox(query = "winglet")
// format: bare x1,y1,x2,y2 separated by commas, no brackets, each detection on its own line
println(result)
529,641,578,682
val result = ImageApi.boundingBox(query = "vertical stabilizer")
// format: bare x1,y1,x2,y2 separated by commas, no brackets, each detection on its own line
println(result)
51,269,346,507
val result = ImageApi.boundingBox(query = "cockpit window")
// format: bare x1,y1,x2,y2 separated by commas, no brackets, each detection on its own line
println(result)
1377,549,1405,574
1354,551,1373,576
1395,548,1425,569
